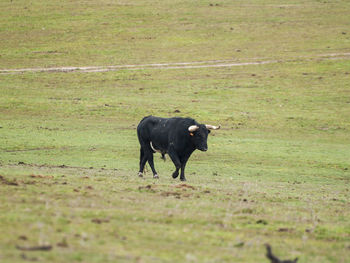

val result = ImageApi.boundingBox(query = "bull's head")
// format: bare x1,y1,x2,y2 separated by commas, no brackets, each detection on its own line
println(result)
188,124,220,151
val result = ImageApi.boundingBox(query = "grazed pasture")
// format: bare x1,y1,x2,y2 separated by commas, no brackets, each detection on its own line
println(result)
1,0,350,262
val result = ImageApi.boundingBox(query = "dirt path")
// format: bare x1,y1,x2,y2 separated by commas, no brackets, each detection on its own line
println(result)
1,52,349,74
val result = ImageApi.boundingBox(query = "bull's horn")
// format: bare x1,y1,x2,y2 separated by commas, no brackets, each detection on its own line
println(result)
205,124,221,130
188,125,199,132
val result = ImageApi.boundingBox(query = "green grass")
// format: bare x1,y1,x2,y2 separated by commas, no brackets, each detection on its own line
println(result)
1,0,350,262
1,0,350,68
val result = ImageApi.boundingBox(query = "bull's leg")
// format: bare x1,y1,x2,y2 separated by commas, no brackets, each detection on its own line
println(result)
144,147,158,178
138,148,147,177
168,149,181,179
147,153,159,178
180,165,186,181
179,157,190,181
172,167,180,179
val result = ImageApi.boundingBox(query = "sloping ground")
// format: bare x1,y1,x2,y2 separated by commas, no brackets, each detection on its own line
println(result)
0,0,349,262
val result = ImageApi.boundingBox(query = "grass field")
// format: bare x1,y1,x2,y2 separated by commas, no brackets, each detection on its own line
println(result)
1,0,350,262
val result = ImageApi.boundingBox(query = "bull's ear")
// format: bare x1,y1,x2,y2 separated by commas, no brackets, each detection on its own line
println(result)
207,129,211,134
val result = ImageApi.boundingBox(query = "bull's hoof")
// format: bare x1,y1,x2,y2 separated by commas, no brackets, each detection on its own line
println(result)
172,172,179,179
180,177,186,182
153,174,159,179
138,172,143,178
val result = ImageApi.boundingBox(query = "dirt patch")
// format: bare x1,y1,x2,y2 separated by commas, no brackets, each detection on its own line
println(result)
16,245,52,251
29,174,54,179
13,162,117,172
138,184,156,193
56,238,69,248
2,147,56,153
161,191,181,198
0,175,19,186
256,219,268,225
91,218,110,224
174,183,196,190
22,180,36,185
278,228,294,233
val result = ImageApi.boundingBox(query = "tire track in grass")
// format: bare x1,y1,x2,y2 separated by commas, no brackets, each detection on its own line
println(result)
1,52,350,74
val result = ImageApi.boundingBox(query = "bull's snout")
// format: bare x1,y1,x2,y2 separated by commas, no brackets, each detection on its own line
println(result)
200,147,208,152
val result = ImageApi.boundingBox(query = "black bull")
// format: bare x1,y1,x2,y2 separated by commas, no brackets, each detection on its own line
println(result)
137,116,220,181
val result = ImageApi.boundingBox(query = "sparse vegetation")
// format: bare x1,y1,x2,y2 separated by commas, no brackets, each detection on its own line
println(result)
1,0,349,262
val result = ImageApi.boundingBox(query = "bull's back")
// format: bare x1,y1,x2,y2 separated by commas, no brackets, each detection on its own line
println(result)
137,116,164,141
137,116,196,143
